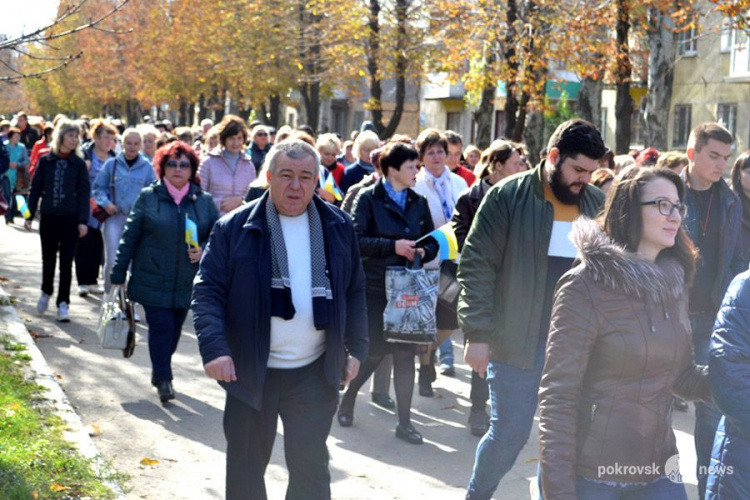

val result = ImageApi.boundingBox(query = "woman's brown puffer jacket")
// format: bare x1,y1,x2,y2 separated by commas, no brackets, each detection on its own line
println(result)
538,218,711,499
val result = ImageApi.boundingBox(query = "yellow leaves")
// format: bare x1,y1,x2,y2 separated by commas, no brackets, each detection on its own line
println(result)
50,484,71,492
87,424,102,436
140,457,160,466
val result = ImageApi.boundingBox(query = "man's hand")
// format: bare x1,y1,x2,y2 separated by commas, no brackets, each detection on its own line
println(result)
204,355,237,382
105,203,118,215
188,246,203,263
78,224,88,238
344,356,360,384
464,342,490,379
24,220,32,231
220,196,243,213
316,187,336,203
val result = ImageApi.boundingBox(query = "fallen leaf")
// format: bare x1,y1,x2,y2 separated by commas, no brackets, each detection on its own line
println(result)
50,484,70,492
28,329,51,339
441,404,458,410
0,276,9,282
32,492,39,499
54,373,63,381
87,424,102,436
524,458,539,463
140,457,159,466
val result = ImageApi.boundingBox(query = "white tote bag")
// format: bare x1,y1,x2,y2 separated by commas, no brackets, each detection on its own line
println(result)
97,287,131,350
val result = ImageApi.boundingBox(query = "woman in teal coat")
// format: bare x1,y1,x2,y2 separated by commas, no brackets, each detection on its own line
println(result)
111,142,219,403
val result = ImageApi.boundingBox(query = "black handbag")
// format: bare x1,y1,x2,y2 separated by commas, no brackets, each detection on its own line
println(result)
437,260,461,311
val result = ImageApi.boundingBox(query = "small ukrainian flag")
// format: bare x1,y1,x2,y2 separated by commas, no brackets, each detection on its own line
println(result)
185,214,199,249
15,195,31,219
419,223,459,260
321,174,343,201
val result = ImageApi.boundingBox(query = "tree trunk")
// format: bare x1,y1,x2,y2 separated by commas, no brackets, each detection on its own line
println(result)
269,94,281,128
178,97,189,126
523,110,544,166
643,6,674,151
125,99,138,126
473,83,495,149
198,93,207,122
503,0,519,139
367,0,408,139
614,0,633,154
298,0,321,130
577,77,603,127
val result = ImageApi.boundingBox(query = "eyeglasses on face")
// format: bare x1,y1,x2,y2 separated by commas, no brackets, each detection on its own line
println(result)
165,160,191,170
640,199,687,218
256,132,268,137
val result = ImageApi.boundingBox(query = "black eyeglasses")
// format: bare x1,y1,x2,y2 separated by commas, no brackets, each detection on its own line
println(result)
256,132,268,137
165,160,191,170
641,199,687,218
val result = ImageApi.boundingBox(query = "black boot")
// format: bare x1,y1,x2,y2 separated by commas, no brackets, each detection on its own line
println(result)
418,364,435,397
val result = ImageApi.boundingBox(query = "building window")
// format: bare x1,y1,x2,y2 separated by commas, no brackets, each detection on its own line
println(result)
716,104,737,137
677,26,697,57
721,18,733,53
447,112,462,133
730,29,750,77
673,105,692,148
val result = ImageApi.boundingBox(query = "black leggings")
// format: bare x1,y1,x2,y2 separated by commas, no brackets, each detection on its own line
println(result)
39,214,79,306
339,343,417,426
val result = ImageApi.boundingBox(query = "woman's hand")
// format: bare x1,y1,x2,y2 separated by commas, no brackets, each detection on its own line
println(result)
188,246,203,264
220,196,243,213
78,224,88,238
24,220,32,231
9,162,17,169
105,203,118,215
395,239,417,261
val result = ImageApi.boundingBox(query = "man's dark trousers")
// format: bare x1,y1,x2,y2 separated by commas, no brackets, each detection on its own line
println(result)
224,355,338,500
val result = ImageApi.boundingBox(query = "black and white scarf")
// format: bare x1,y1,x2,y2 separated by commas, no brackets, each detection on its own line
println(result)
266,197,333,330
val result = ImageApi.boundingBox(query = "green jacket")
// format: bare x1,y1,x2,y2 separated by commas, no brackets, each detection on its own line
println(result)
457,164,604,369
111,181,220,309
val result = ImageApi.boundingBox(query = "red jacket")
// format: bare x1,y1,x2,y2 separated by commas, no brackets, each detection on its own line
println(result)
452,165,476,186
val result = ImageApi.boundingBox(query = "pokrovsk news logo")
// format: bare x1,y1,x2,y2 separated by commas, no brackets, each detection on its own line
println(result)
597,454,733,483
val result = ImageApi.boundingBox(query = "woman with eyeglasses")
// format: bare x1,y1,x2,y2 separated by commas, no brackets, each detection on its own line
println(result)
537,167,711,499
110,142,219,403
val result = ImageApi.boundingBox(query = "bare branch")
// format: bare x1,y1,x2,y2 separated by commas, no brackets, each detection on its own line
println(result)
0,52,83,82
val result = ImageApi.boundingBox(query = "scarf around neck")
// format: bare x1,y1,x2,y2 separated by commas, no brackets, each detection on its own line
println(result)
265,196,333,330
425,167,453,220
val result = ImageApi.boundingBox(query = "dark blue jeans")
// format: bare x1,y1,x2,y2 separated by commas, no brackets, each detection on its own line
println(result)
224,355,338,500
466,340,545,500
142,305,188,385
691,313,722,499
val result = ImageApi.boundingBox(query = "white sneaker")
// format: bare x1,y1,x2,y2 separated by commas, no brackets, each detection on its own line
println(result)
57,302,70,322
37,293,50,314
90,284,105,294
78,285,90,297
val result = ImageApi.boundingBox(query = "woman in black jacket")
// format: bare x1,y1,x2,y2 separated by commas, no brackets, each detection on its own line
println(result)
338,142,438,444
25,119,91,322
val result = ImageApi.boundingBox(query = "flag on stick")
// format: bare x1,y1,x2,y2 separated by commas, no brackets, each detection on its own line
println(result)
417,223,459,260
185,214,199,249
321,174,343,201
15,195,31,219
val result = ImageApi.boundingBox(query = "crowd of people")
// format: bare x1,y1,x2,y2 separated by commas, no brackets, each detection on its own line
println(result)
1,110,750,500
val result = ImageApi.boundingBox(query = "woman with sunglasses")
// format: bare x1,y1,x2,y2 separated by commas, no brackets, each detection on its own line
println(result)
111,142,219,403
538,167,711,499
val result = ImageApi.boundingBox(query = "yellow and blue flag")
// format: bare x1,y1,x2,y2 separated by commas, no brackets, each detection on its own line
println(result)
321,174,343,201
15,195,31,219
185,214,199,249
420,223,458,260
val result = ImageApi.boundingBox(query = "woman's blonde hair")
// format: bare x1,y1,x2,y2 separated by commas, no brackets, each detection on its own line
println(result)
51,119,82,156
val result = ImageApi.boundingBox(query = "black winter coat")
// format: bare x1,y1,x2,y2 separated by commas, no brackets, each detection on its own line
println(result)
351,178,439,294
27,152,90,223
451,179,491,250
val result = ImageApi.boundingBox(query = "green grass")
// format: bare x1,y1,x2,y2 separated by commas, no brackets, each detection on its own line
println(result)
0,335,126,499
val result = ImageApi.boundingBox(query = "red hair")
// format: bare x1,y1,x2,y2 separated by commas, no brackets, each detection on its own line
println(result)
153,142,201,185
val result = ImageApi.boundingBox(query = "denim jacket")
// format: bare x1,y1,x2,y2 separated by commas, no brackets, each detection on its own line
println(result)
93,152,155,215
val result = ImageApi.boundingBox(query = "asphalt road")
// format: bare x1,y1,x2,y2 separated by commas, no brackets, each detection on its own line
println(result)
0,220,699,499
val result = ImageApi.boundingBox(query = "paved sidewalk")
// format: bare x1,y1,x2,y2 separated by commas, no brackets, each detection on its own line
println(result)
0,220,700,499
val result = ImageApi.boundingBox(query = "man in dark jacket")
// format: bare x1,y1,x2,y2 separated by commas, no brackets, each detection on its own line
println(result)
458,120,606,499
680,122,744,498
192,139,368,500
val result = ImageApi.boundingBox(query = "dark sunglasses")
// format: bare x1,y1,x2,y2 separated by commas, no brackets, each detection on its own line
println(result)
256,132,268,137
165,160,191,170
641,199,687,218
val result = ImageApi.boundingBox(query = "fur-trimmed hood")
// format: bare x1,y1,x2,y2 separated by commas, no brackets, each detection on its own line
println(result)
570,217,686,303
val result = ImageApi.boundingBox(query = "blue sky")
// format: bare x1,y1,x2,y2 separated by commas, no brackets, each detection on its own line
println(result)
1,0,58,39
